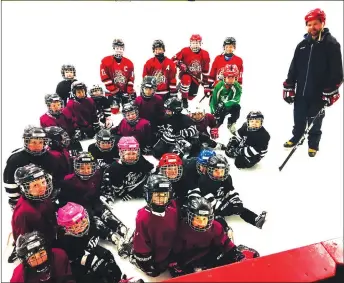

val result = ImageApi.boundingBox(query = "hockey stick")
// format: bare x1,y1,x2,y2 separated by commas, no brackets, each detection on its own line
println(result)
99,196,127,228
279,107,325,171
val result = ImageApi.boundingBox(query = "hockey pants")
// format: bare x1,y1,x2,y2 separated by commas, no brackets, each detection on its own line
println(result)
234,155,261,169
179,73,200,99
291,96,325,150
217,104,241,126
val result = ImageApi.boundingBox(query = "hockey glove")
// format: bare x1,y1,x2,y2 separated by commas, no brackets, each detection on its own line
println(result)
134,252,160,277
283,81,295,104
225,136,241,158
322,85,341,107
237,244,260,259
210,128,219,139
177,61,187,73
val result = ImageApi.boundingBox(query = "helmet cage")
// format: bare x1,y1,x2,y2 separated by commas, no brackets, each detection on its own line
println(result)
187,210,214,232
20,172,53,201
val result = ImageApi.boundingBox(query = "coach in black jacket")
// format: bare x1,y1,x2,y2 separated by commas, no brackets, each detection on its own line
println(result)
282,8,343,157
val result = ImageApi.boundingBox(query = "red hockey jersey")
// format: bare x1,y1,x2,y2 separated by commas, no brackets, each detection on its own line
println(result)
142,57,177,96
208,54,244,85
100,55,135,94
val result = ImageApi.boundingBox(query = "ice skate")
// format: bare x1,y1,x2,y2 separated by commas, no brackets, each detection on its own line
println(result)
255,211,267,229
308,148,317,157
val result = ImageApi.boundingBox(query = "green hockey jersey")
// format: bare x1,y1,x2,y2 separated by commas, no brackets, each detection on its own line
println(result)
210,81,242,114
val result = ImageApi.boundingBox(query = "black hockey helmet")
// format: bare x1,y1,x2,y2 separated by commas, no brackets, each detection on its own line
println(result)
206,154,230,181
14,164,53,201
141,76,157,99
61,64,76,79
95,129,116,152
144,174,173,213
246,111,264,131
122,102,139,125
71,80,87,99
23,126,49,155
186,196,214,232
152,40,165,52
89,84,104,100
16,231,51,274
44,93,64,116
223,37,236,48
44,126,70,149
164,97,183,116
73,152,97,180
112,39,125,59
112,38,125,49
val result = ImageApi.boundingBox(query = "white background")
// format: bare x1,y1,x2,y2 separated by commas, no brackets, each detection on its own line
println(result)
2,1,343,281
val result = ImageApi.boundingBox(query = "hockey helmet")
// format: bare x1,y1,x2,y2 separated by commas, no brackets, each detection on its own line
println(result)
247,110,264,131
95,129,116,152
186,197,214,232
189,105,206,122
71,81,87,99
144,174,173,213
112,39,125,59
122,103,139,125
44,126,70,149
44,93,64,116
164,97,183,117
141,76,157,99
206,154,229,181
158,153,183,182
61,64,76,79
196,149,216,175
57,202,90,237
23,126,49,155
89,84,104,99
223,64,239,78
118,136,140,165
152,39,165,52
14,164,53,201
73,152,97,180
223,37,236,48
305,8,326,25
190,34,202,52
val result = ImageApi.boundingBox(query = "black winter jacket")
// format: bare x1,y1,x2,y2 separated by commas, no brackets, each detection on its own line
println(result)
286,28,343,101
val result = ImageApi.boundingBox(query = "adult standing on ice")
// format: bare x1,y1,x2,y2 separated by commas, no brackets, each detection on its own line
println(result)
283,8,343,157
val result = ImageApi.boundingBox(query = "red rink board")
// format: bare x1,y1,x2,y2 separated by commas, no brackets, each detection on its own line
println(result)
164,238,343,282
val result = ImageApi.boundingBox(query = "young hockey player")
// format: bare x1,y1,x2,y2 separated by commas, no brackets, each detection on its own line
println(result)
56,202,134,283
226,111,270,169
11,231,75,283
100,39,136,107
3,126,65,209
89,84,113,129
153,97,199,159
58,152,102,210
168,197,259,278
133,174,179,277
172,34,210,108
11,164,57,244
134,76,165,134
188,105,226,150
88,129,119,168
210,64,242,134
206,37,244,97
64,81,100,139
187,154,267,229
102,136,155,201
40,93,83,156
142,40,177,100
56,64,77,106
111,103,153,154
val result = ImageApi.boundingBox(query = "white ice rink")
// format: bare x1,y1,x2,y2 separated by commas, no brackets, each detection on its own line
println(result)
2,1,343,281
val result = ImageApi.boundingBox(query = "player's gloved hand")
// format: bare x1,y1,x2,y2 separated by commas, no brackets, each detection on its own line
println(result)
283,81,295,104
322,84,341,107
87,236,100,252
162,132,176,144
210,128,219,139
134,252,161,277
178,61,187,73
225,136,240,158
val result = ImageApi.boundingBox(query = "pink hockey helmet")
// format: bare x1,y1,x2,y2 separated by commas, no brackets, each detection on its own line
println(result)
118,136,140,164
56,202,90,237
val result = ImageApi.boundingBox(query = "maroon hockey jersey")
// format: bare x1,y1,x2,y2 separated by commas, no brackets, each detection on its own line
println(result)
10,248,75,283
134,96,164,131
194,113,217,133
112,118,152,148
12,196,57,243
40,112,76,137
172,220,235,265
48,148,73,178
142,57,177,97
64,98,98,129
133,200,179,265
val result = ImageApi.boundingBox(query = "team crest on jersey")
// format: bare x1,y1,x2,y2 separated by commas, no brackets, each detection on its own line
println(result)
188,60,202,75
113,70,127,85
153,70,166,85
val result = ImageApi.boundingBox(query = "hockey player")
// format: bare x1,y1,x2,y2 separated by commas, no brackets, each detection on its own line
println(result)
44,126,73,177
188,105,226,150
3,126,65,209
187,155,267,229
142,40,177,100
58,152,102,210
40,93,83,156
11,164,57,244
210,65,242,134
172,34,210,108
102,136,155,201
134,76,165,134
168,197,259,278
153,97,199,159
100,39,136,107
225,111,270,169
64,81,100,139
111,103,153,154
206,37,244,96
56,202,133,283
88,129,119,168
56,64,77,106
11,231,75,283
133,174,179,277
89,84,113,129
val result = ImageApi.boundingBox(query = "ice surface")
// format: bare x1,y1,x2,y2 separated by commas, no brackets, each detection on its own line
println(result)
2,1,343,282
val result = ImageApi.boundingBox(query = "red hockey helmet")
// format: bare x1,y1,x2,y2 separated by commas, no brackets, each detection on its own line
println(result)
158,153,183,182
305,8,326,25
223,64,239,78
190,34,202,52
190,34,202,42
